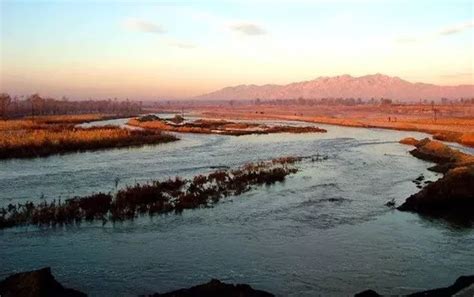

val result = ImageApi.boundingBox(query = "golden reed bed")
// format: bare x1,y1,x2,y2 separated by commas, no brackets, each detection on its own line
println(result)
0,115,177,159
194,104,474,147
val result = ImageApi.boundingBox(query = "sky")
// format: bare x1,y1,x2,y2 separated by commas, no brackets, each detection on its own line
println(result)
0,0,473,100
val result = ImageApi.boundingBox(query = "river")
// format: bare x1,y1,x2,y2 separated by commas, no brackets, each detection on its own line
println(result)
0,117,472,296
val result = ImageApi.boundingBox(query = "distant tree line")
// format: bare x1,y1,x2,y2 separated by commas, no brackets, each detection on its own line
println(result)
251,97,389,106
0,93,143,119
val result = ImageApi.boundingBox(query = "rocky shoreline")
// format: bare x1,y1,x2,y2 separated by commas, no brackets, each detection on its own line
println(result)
0,267,86,297
398,137,474,226
355,275,474,297
1,268,473,297
0,268,273,297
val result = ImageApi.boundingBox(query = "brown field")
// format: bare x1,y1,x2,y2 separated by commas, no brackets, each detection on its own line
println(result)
188,104,474,147
0,115,178,159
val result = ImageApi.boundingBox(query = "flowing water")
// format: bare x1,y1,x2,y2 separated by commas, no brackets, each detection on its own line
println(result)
0,118,473,296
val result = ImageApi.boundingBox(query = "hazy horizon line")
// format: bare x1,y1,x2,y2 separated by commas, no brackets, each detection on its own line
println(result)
2,72,474,101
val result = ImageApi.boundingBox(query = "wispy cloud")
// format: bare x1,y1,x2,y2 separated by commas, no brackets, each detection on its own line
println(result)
123,18,166,34
228,22,267,35
396,19,473,44
437,20,474,36
188,9,268,37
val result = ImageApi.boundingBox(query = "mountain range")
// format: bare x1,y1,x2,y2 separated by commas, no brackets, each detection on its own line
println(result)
195,74,474,101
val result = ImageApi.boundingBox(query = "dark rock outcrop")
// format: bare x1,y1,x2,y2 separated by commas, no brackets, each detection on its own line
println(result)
149,279,274,297
1,268,473,297
397,166,474,225
398,137,474,226
354,289,381,297
408,275,474,297
0,268,273,297
354,275,474,297
0,267,86,297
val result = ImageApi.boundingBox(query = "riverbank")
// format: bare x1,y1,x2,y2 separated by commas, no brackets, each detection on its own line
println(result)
397,138,474,226
190,105,474,147
0,115,177,159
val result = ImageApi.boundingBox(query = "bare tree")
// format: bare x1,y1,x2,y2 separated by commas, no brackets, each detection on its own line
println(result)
0,93,11,119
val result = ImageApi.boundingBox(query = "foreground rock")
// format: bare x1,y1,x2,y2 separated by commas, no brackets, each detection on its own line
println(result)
2,268,472,297
0,267,86,297
355,275,474,296
149,279,274,297
398,138,474,226
0,268,273,297
398,166,474,225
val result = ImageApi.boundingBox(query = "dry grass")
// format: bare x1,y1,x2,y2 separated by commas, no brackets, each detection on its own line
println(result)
26,114,113,124
459,133,474,146
433,131,474,147
0,114,114,131
399,137,474,173
195,104,474,147
0,119,48,131
0,115,178,159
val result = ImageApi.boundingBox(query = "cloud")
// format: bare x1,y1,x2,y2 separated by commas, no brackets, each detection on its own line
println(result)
437,20,474,36
396,19,473,44
187,9,268,37
123,18,166,34
228,22,267,35
169,41,196,49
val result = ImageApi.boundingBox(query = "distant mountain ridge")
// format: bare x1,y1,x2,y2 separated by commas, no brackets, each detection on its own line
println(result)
195,74,474,101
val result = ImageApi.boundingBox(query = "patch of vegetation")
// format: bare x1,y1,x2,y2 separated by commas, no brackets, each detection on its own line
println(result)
128,116,327,135
400,137,474,173
0,115,178,159
0,157,307,229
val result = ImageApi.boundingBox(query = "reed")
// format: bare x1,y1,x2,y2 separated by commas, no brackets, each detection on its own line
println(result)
0,116,178,159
